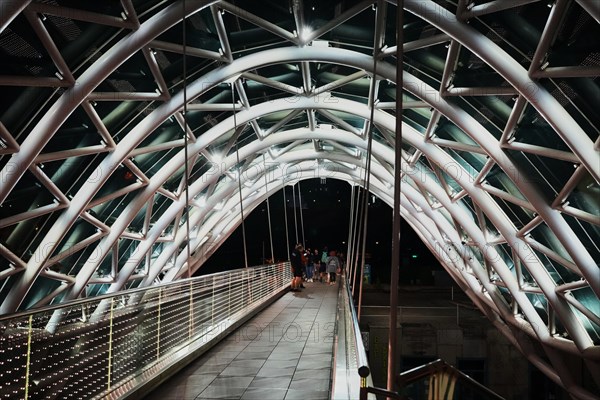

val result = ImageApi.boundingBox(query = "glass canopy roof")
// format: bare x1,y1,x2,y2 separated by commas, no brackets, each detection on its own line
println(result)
0,0,598,395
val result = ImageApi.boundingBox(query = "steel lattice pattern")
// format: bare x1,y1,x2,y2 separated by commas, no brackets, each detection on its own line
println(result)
0,0,598,396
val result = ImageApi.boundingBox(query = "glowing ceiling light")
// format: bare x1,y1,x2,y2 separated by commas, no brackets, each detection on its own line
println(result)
299,27,312,43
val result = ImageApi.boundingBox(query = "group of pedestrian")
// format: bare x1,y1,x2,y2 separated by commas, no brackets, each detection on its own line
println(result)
289,244,345,292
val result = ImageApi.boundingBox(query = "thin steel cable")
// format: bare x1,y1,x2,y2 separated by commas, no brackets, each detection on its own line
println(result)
263,154,274,263
182,0,191,279
232,84,248,269
282,182,290,260
357,13,381,322
345,184,356,276
292,184,299,245
298,181,306,248
182,0,195,345
388,0,404,392
351,186,364,296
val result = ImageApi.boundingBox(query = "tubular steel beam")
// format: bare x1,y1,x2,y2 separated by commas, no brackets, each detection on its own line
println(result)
462,0,543,19
401,0,600,297
403,0,600,185
0,0,218,206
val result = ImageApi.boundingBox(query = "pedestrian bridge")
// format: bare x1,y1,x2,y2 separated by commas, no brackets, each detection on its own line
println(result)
1,1,599,397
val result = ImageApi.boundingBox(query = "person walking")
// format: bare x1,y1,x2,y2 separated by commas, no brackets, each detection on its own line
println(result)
326,250,340,285
320,246,329,283
290,244,304,292
312,248,320,281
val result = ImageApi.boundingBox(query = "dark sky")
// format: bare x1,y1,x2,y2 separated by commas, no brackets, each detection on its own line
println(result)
199,178,442,282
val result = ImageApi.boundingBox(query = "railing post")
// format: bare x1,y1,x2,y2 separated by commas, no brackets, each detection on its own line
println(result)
189,280,194,340
212,276,216,327
24,315,33,400
107,297,115,392
249,269,253,304
228,272,231,316
156,288,161,361
360,377,368,400
241,271,245,309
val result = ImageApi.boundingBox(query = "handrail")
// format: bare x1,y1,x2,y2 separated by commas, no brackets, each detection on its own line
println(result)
345,277,370,378
0,263,279,322
333,277,375,400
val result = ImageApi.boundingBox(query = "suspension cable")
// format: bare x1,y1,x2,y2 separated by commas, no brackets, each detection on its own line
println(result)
345,184,356,277
349,185,359,290
298,181,306,248
182,0,191,279
182,0,195,344
232,83,248,269
388,0,404,392
292,184,299,245
357,5,382,322
351,186,364,297
282,181,290,260
263,154,274,263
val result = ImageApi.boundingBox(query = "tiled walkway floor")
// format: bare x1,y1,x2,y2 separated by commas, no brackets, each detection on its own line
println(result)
143,281,339,400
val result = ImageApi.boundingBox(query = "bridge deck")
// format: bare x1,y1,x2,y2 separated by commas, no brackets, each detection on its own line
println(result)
143,281,339,400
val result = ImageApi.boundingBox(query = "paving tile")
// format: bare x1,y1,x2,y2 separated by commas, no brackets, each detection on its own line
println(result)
228,359,266,368
301,344,332,355
284,389,329,400
234,350,272,360
291,368,330,380
248,376,292,389
295,357,332,370
288,378,330,391
255,367,296,378
197,385,246,399
240,344,276,352
209,376,254,388
220,365,263,376
261,359,298,369
267,351,301,361
169,373,218,387
195,364,230,375
143,381,209,400
240,388,287,400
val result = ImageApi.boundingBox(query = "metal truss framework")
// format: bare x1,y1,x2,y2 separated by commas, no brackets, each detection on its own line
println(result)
0,0,598,396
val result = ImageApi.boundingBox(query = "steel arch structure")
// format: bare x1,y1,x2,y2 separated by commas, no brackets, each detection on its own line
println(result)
0,0,598,396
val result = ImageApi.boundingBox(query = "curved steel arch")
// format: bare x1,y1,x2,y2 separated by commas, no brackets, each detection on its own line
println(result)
3,46,596,313
14,89,596,367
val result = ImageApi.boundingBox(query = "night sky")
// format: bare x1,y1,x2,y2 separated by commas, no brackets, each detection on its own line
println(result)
199,178,443,283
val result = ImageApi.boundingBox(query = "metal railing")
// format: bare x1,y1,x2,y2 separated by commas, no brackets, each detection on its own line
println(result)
397,359,505,400
0,263,292,400
361,358,505,400
333,277,374,400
